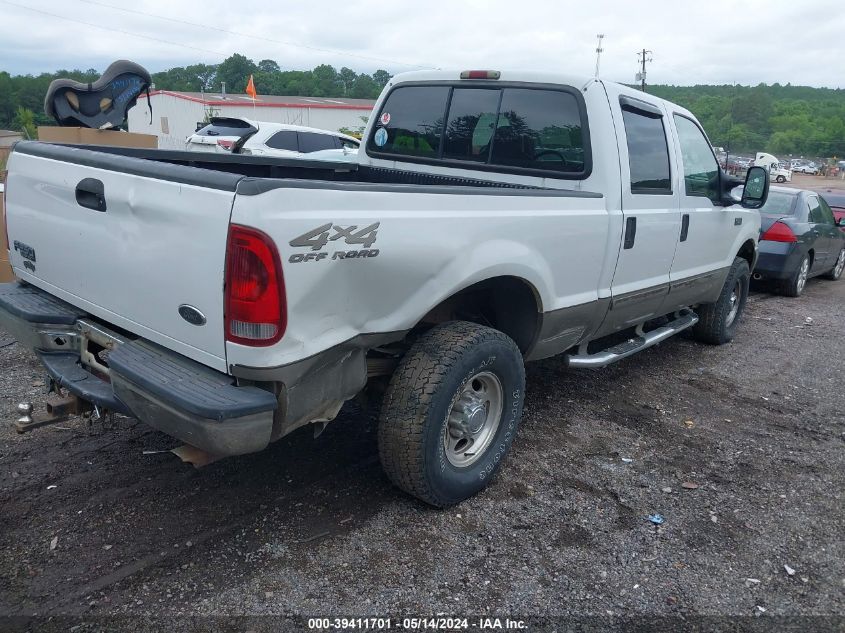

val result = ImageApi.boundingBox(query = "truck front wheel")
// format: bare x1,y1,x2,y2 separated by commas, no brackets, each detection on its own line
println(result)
378,321,526,507
692,257,750,345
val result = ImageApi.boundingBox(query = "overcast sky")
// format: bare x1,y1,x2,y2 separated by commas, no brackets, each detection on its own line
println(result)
1,0,843,88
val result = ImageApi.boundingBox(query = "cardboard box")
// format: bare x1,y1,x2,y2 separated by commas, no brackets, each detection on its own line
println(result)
37,126,158,148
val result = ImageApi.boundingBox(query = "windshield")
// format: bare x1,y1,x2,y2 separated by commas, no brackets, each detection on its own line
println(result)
760,191,798,216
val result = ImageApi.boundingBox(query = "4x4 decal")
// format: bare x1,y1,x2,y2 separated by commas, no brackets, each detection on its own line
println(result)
287,222,380,264
289,222,379,251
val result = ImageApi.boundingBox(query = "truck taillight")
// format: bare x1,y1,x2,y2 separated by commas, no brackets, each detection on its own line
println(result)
224,225,286,346
760,221,797,243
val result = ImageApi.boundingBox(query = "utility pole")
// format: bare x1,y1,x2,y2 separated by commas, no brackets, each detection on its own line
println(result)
636,49,653,92
594,34,605,78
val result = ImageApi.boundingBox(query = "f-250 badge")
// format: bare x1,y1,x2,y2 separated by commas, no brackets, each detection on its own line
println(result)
288,222,379,263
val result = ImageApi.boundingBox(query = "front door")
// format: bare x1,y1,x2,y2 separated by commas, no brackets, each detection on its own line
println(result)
666,113,739,308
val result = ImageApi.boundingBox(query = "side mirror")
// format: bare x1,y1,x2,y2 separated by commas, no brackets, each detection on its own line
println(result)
741,166,769,209
837,217,845,227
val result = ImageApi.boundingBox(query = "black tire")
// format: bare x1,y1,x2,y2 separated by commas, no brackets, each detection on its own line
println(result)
693,257,750,345
780,254,810,297
776,175,786,183
378,321,525,507
822,248,845,280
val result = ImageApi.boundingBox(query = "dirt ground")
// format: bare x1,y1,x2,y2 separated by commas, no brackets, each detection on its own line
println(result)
0,275,843,630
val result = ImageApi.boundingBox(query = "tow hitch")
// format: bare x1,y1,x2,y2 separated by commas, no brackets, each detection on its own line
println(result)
14,392,90,433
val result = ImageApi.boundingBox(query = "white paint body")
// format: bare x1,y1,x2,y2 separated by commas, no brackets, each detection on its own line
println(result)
5,71,761,376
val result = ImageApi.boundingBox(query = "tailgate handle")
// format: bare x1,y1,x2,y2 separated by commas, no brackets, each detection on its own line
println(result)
75,178,107,212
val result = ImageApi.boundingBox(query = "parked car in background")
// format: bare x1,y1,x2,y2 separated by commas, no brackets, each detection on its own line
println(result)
820,190,845,233
793,164,819,175
186,117,360,162
754,186,845,296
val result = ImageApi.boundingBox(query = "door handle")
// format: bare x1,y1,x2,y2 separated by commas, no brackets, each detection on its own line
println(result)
624,217,637,249
75,178,107,212
680,214,690,242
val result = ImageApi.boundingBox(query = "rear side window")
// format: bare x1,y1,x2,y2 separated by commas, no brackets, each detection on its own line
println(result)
621,105,671,194
266,131,299,151
298,133,338,153
367,84,589,177
808,196,825,223
674,115,719,204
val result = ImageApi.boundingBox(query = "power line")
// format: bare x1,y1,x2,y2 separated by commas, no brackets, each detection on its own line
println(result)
0,0,226,57
636,49,653,92
71,0,434,69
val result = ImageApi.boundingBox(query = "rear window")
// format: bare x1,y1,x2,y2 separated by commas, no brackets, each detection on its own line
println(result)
760,191,798,216
367,84,588,177
195,118,254,137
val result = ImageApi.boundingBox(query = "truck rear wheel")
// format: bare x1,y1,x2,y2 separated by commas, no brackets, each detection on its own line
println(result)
692,257,750,345
378,321,525,507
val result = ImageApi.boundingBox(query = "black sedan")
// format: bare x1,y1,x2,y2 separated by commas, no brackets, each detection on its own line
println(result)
753,187,845,296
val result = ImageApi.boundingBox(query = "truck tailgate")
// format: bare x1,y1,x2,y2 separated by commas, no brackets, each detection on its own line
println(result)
5,143,241,371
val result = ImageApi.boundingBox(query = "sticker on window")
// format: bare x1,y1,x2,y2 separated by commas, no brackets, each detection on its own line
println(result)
374,127,388,147
380,112,391,126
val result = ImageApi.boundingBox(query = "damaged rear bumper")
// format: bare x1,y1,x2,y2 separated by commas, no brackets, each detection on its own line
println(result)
0,282,277,456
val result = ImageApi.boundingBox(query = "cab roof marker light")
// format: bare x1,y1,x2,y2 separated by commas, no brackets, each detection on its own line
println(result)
460,70,501,80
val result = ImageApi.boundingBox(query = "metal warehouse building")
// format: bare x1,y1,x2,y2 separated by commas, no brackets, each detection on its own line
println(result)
128,90,375,149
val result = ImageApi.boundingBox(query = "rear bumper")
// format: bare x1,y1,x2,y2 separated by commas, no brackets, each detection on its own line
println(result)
754,241,801,280
0,282,277,456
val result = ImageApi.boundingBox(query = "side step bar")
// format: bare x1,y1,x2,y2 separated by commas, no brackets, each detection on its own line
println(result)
566,311,698,369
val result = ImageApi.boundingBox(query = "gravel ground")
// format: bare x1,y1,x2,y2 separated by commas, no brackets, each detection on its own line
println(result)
0,277,843,630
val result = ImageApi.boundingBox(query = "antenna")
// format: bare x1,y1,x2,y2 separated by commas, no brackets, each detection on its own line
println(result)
594,34,605,78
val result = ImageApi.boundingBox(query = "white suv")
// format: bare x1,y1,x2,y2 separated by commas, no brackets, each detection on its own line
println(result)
186,117,360,162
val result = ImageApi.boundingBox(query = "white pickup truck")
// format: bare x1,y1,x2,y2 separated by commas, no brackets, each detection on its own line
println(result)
0,70,769,506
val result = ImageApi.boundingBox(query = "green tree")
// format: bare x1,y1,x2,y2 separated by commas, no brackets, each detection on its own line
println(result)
11,106,37,139
215,53,257,93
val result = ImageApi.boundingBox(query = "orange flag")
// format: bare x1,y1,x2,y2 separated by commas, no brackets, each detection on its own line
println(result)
246,74,257,99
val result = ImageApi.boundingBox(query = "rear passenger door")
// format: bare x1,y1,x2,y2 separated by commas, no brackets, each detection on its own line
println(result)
807,194,834,270
603,92,680,332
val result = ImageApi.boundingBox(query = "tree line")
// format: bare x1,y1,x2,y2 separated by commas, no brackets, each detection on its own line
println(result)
2,53,844,158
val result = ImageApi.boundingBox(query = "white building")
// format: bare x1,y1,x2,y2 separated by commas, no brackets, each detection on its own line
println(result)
128,89,375,149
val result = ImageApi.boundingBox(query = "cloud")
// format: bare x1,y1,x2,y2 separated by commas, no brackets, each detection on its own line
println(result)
0,0,843,87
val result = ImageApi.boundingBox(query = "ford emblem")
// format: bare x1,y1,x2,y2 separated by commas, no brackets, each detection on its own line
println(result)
178,304,207,326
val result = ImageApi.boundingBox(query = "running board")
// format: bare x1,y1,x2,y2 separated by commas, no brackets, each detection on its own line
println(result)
566,311,698,369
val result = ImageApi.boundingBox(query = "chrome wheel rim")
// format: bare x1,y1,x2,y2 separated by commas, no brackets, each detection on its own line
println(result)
834,250,845,278
443,371,503,467
726,279,742,327
797,258,809,293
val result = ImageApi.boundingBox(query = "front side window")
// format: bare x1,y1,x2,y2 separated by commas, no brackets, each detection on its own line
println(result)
367,84,588,177
674,115,720,204
621,106,671,194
